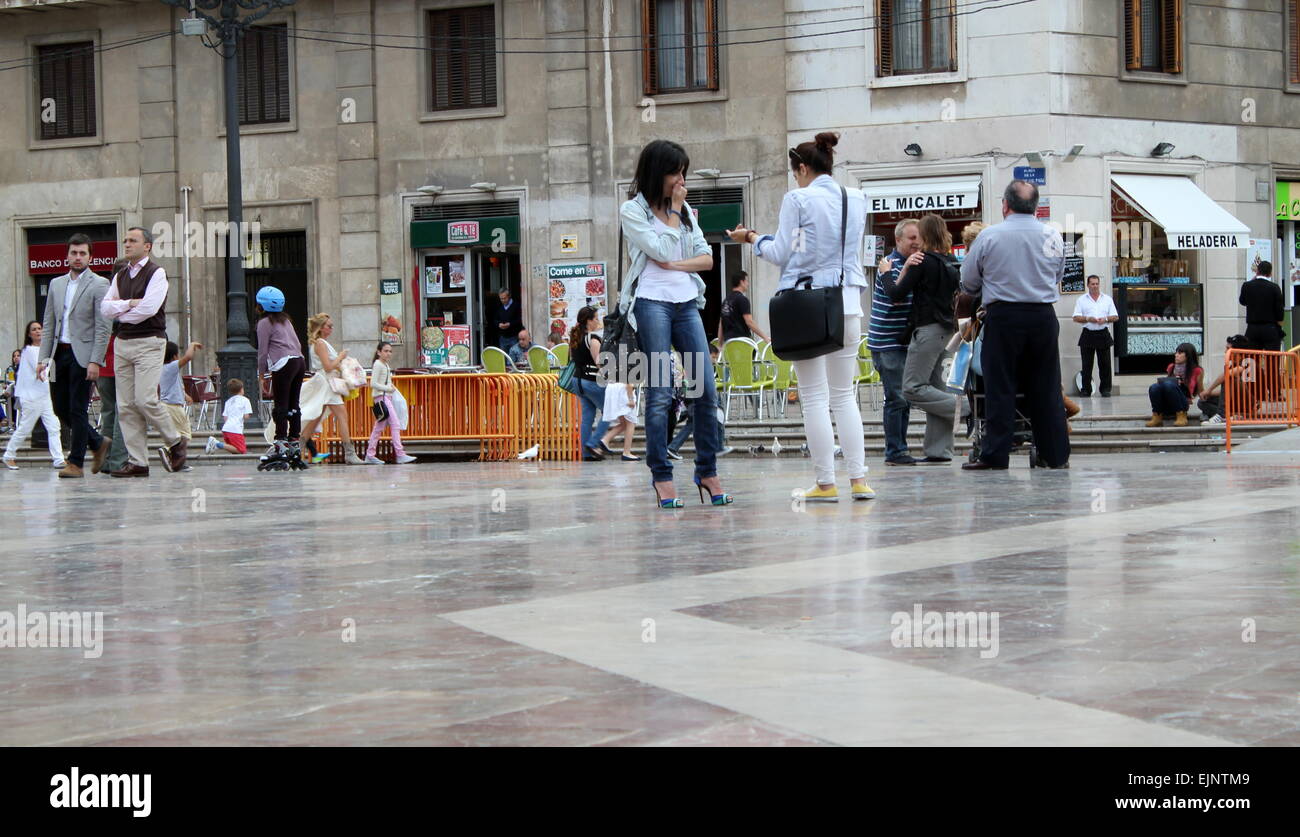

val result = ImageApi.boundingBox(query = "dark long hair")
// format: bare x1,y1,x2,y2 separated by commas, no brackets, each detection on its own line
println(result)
373,341,392,363
23,320,40,347
1174,342,1199,371
568,306,600,355
630,140,694,231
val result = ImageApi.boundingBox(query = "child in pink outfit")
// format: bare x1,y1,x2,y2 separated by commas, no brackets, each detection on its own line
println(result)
365,342,415,464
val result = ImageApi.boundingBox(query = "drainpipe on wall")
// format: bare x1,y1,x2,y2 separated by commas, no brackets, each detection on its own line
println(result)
181,185,193,373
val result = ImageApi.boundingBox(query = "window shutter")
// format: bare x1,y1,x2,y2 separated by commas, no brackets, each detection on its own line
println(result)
877,0,893,77
706,0,719,90
427,6,496,112
1288,0,1299,84
945,0,958,71
1123,0,1141,70
642,0,658,96
1160,0,1182,74
36,42,96,140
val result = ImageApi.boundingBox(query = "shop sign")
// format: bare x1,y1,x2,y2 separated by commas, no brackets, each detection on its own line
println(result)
1171,233,1245,250
868,191,976,213
447,221,480,244
27,242,118,276
1278,182,1300,220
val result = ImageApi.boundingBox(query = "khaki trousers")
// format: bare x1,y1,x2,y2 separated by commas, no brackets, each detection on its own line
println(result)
115,336,179,466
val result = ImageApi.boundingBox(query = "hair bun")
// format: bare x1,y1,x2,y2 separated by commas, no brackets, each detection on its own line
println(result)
814,132,839,151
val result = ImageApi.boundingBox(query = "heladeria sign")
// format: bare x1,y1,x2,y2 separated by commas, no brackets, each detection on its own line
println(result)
1171,233,1245,250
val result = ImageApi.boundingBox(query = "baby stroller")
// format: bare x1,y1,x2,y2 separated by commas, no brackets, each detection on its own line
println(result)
965,370,1039,467
952,317,1039,467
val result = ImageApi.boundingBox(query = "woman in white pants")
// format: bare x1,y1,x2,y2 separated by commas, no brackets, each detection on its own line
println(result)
727,132,872,501
3,321,65,470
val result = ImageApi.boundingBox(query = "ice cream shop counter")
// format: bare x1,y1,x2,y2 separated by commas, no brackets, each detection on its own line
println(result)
1112,281,1203,374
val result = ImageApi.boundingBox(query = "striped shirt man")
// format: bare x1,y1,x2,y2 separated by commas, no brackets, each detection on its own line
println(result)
868,251,915,352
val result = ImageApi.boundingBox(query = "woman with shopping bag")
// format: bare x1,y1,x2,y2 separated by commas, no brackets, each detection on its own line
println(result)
727,132,873,502
298,312,365,465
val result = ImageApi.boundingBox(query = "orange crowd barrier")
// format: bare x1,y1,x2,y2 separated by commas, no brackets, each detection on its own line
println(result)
1224,348,1300,451
318,373,579,461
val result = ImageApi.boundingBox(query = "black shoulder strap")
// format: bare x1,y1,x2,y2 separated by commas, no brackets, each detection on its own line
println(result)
838,185,847,287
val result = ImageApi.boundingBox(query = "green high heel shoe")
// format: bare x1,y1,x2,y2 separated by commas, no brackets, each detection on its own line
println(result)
652,480,684,509
693,475,733,506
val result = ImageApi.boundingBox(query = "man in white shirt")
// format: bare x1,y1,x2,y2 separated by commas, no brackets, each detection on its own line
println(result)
1071,275,1118,397
101,226,186,476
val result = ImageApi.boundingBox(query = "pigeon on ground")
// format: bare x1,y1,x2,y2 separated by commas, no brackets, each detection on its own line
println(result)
517,444,540,460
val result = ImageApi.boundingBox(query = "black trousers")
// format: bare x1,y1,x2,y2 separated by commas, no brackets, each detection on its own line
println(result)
51,343,102,467
1244,323,1282,352
979,303,1070,468
1079,337,1112,395
271,356,307,440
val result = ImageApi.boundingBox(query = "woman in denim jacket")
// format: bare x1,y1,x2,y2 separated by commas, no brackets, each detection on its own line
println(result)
616,139,731,509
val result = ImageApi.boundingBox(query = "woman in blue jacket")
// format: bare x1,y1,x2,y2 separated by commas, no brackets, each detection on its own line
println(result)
616,140,730,509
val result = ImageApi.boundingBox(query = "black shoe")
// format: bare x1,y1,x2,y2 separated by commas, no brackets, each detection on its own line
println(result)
597,441,617,456
1080,390,1091,398
886,455,917,466
666,449,683,461
1035,457,1070,469
962,460,1008,471
1100,391,1112,398
583,446,604,462
918,456,952,465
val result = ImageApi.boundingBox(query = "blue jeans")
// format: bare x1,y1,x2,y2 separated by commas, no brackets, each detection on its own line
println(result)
575,378,609,449
874,348,910,461
1149,378,1188,415
668,402,726,453
633,298,720,482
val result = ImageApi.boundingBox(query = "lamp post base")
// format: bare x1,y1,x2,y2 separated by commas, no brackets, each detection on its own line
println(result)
216,344,262,430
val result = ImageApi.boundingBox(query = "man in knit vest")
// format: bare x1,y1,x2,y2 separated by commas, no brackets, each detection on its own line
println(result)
100,226,186,476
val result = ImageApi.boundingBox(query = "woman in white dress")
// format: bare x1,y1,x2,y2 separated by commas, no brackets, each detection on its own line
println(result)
298,312,364,465
598,381,640,461
3,321,65,470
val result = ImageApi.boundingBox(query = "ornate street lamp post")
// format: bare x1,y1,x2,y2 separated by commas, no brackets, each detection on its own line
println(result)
163,0,295,425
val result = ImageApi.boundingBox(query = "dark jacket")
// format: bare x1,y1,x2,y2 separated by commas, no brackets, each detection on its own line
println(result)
880,251,957,332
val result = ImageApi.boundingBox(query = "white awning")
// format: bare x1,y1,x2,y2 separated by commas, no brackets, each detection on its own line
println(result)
1111,174,1250,250
862,176,981,214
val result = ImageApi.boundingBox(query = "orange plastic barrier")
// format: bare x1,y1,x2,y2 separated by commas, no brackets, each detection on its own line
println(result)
319,373,579,461
1224,348,1300,451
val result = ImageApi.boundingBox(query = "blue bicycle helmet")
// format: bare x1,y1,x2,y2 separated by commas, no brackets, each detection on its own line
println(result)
255,285,286,313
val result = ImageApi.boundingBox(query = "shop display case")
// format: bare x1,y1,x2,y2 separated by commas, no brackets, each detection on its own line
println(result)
1113,282,1204,374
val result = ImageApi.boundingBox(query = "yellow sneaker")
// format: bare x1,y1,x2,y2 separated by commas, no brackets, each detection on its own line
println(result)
797,484,839,503
851,482,876,500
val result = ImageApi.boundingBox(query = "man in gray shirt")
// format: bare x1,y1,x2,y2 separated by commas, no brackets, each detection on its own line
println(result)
959,180,1069,470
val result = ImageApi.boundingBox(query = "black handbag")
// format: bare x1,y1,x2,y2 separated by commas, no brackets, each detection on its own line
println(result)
768,185,848,361
371,399,389,421
601,225,638,364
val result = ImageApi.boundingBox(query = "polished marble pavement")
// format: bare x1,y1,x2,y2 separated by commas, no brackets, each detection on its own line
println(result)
0,449,1296,746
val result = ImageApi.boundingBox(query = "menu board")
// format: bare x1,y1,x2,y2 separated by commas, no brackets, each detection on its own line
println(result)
448,259,466,289
379,278,404,344
1060,234,1086,293
420,324,472,366
546,262,607,344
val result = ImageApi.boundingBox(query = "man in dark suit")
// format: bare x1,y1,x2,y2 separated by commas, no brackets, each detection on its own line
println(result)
36,233,111,478
1239,261,1284,351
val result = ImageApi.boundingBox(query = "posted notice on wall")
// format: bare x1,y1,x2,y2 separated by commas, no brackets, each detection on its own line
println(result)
380,278,404,344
